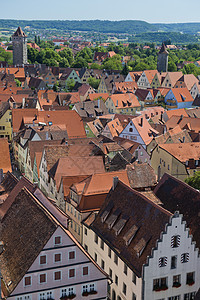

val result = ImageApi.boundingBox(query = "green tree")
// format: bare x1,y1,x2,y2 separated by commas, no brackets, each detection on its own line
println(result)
59,57,69,68
88,77,100,89
65,79,75,92
185,171,200,189
121,63,129,76
72,57,88,68
15,79,21,87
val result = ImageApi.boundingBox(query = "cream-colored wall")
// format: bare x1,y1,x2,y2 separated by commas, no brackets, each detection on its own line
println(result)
151,146,188,181
82,224,142,300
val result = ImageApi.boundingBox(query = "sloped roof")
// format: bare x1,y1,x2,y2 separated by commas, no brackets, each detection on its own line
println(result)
49,156,105,190
169,87,193,103
143,70,158,85
158,142,200,162
154,173,200,249
126,162,157,189
159,43,169,54
106,118,124,138
176,74,199,91
165,115,200,132
110,93,140,109
0,139,12,173
0,188,57,295
13,26,26,37
88,181,171,277
114,81,137,92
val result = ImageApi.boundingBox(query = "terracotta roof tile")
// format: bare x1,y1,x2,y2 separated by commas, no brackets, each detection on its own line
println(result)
0,139,11,173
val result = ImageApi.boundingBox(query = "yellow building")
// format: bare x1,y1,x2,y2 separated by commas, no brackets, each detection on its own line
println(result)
0,103,12,142
151,143,200,181
105,93,141,115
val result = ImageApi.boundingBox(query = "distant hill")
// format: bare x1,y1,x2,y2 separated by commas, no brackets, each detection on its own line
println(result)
0,19,200,36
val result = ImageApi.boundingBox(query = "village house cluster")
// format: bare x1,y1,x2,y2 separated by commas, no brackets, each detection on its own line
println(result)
0,27,200,300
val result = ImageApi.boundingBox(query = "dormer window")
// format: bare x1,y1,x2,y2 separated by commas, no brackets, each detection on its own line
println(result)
54,236,61,246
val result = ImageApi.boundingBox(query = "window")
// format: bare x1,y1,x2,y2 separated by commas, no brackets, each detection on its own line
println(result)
124,264,128,275
132,272,136,284
84,228,87,235
114,253,118,265
0,126,5,130
24,276,31,286
90,284,95,292
61,288,75,297
39,274,46,284
186,272,195,285
153,277,167,291
94,253,97,262
101,259,105,270
82,285,88,293
173,275,181,287
184,292,196,300
69,251,75,260
54,236,61,245
100,240,104,250
123,283,127,295
83,266,88,276
54,253,61,262
69,269,75,278
40,255,46,265
181,253,189,263
109,268,112,278
129,127,133,132
54,271,61,280
84,244,88,251
171,235,180,248
159,256,167,267
108,248,111,258
115,275,118,285
132,293,136,300
94,234,98,244
171,256,177,269
168,297,180,300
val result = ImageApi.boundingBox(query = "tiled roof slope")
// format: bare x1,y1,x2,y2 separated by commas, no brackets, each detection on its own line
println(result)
0,188,57,294
126,162,157,189
89,181,171,277
0,139,12,173
154,173,200,249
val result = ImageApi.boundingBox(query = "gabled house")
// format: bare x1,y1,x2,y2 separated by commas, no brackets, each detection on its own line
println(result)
151,142,200,181
28,77,46,90
0,185,108,300
112,81,138,94
102,118,123,140
137,70,158,89
79,68,91,83
161,72,183,88
105,93,141,115
165,87,194,109
135,88,155,108
119,115,159,149
125,71,142,83
98,74,124,94
174,74,200,99
82,180,200,300
59,68,81,88
73,99,108,119
41,70,57,87
0,101,12,141
151,72,167,89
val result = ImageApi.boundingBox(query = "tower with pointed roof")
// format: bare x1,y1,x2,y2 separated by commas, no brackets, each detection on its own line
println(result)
157,43,169,72
12,26,27,66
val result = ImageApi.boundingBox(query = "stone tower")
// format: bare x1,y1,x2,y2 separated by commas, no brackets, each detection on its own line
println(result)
157,43,169,72
12,27,27,66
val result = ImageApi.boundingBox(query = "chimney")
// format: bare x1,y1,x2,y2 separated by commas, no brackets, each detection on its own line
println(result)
22,97,25,108
98,98,100,108
113,176,118,190
0,169,3,183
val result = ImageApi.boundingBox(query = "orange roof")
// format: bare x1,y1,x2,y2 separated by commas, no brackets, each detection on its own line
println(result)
128,71,143,82
12,109,86,138
165,108,188,119
87,93,109,101
144,70,158,85
169,88,193,103
159,142,200,162
164,72,183,87
75,170,130,196
108,51,116,57
106,118,123,138
131,115,159,145
0,138,12,173
0,68,25,79
175,74,199,91
53,156,105,190
110,93,140,109
114,81,137,92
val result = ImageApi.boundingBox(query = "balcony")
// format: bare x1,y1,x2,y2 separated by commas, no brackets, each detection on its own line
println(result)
173,282,181,288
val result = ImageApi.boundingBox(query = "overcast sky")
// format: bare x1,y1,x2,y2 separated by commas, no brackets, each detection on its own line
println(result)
1,0,200,23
